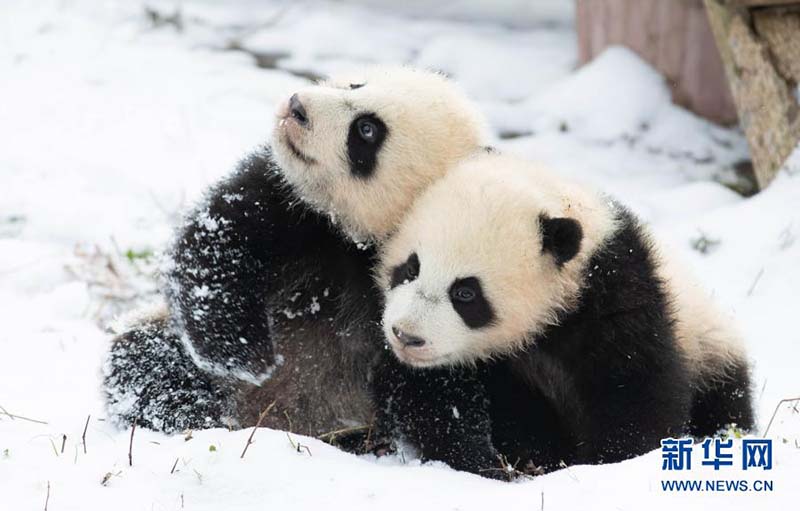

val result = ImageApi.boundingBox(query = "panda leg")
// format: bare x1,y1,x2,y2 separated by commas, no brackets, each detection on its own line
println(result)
689,360,754,436
104,317,235,433
371,352,505,479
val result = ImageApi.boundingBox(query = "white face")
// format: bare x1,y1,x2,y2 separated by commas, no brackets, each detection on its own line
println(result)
378,154,611,368
270,66,487,240
381,250,501,367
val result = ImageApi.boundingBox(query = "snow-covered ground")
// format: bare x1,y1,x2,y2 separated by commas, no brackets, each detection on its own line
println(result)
1,1,799,509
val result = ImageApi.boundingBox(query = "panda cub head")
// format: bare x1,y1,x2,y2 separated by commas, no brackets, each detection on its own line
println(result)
378,153,617,367
271,66,488,240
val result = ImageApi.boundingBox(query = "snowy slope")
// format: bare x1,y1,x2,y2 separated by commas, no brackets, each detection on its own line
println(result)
1,1,799,510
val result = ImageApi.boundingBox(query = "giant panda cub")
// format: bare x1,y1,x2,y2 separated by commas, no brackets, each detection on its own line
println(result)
104,66,490,437
373,152,754,477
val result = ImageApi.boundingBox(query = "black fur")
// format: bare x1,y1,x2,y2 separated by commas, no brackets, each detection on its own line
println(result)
449,277,495,329
105,147,384,431
688,360,754,436
374,206,751,477
389,252,419,289
348,114,388,178
372,351,504,478
165,147,381,375
540,214,583,267
104,317,233,433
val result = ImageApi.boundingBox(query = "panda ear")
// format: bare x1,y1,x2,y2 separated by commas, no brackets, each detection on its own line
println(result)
539,214,583,267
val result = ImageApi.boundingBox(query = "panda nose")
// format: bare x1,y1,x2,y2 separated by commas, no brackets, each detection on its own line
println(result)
391,325,426,348
289,93,309,127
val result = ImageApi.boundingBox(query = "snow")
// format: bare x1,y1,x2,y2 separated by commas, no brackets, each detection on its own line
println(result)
1,1,798,509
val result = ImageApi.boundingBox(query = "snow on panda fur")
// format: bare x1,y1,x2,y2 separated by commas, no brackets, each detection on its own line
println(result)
104,66,489,436
373,152,754,478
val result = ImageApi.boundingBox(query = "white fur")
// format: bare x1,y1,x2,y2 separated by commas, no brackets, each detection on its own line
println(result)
379,152,748,388
654,246,748,387
378,152,617,366
271,66,489,241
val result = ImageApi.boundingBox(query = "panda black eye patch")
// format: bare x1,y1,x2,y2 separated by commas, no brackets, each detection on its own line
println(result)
389,252,420,289
449,276,495,329
347,113,387,179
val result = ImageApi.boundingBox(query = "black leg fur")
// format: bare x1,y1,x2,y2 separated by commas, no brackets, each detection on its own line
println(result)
106,146,383,433
688,361,754,437
104,317,234,433
372,351,504,478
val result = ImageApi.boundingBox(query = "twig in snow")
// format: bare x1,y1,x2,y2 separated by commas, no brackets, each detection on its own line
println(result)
285,433,312,456
100,470,122,486
128,419,137,466
60,434,66,454
764,397,800,437
479,453,528,482
747,268,765,297
49,437,59,457
0,404,48,425
170,457,180,474
82,415,91,454
44,481,50,511
317,425,370,443
558,460,580,482
240,401,276,459
690,231,720,255
541,491,544,511
283,410,293,432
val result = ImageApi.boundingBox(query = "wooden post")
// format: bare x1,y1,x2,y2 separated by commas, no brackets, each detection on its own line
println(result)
576,0,738,125
704,0,800,188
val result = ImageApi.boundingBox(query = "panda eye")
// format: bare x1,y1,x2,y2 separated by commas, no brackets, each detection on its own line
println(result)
451,285,476,303
357,118,377,142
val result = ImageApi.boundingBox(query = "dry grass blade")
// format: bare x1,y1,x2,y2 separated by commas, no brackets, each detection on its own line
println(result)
240,401,276,459
763,396,800,438
316,425,370,442
0,404,48,425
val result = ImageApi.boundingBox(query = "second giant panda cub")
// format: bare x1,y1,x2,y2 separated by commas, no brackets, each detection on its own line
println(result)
374,152,753,477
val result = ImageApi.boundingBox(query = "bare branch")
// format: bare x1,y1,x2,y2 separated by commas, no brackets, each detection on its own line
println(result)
0,404,48,425
240,401,276,459
128,419,137,466
82,415,91,454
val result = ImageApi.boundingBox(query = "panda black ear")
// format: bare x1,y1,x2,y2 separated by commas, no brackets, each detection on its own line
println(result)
539,214,583,267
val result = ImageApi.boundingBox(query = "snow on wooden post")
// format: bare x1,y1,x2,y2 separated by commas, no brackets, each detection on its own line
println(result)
704,0,800,189
576,0,738,125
